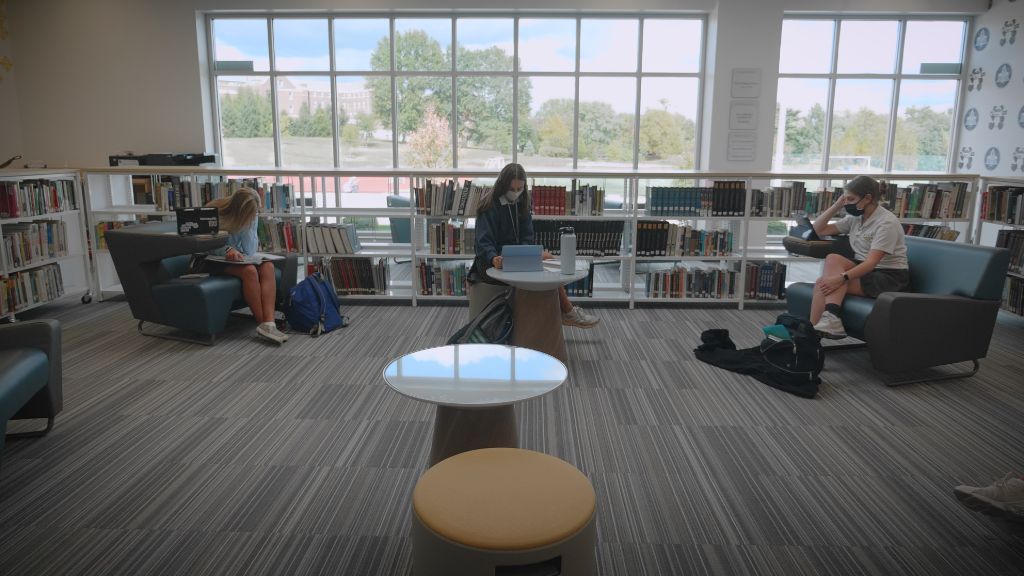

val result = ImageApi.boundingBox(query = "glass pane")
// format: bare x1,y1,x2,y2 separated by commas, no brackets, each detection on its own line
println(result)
217,76,274,167
519,19,576,72
457,19,513,71
773,78,829,172
213,18,269,72
396,77,452,168
638,78,699,170
892,80,957,172
829,79,893,172
278,76,334,168
339,76,393,169
779,20,834,74
519,77,575,169
272,19,329,72
642,19,702,73
395,19,452,71
580,19,638,72
334,18,389,71
577,77,636,169
457,77,513,168
902,21,966,74
837,21,898,74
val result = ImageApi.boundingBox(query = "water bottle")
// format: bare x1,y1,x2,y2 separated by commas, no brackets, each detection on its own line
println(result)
559,226,576,275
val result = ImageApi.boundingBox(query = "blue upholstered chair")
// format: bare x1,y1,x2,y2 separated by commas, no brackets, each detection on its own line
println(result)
1,319,62,468
105,222,298,345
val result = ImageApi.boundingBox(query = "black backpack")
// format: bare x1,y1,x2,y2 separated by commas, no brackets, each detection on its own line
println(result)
758,313,824,384
446,290,514,345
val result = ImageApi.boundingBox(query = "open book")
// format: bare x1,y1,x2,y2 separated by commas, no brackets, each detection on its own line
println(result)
205,252,285,265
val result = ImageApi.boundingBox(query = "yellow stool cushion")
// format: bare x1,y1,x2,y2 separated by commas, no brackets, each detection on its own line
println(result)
413,448,596,552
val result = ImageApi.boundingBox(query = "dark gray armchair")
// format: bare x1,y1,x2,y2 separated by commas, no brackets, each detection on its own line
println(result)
1,319,62,467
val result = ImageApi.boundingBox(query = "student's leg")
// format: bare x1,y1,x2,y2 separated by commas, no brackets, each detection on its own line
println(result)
557,286,573,314
223,264,265,324
810,253,857,323
257,261,277,322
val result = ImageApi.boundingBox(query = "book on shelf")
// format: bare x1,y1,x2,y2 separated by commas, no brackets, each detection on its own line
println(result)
533,220,624,257
413,179,488,217
142,178,294,213
94,220,143,249
428,221,474,255
563,260,595,297
1003,276,1024,316
0,263,65,316
418,259,470,296
304,223,361,255
744,261,788,301
981,186,1024,225
635,221,733,257
901,223,960,241
2,220,69,268
322,256,389,296
646,181,744,217
257,217,299,253
205,252,284,265
643,262,740,300
0,179,79,219
996,229,1024,275
532,183,606,216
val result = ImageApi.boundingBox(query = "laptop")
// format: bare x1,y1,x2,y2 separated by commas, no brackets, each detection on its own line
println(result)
501,244,544,272
791,214,821,241
176,207,219,236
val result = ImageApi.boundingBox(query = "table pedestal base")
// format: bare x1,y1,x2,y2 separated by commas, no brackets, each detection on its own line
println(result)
429,405,518,466
512,289,568,364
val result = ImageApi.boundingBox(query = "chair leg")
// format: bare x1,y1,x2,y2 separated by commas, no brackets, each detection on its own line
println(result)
6,417,54,439
883,359,981,387
138,320,215,346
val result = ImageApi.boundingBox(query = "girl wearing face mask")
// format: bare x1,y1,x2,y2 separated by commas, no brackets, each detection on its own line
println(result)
468,163,599,328
807,175,910,339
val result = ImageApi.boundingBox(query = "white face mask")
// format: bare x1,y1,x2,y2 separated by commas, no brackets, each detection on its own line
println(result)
505,188,523,203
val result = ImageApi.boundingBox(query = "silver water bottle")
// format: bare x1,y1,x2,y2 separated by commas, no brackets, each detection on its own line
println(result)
559,226,576,275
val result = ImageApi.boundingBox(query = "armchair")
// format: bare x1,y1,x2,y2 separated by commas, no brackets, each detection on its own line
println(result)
1,319,62,467
105,222,298,345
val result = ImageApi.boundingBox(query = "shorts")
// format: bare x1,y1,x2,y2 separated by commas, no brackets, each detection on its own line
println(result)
857,265,910,298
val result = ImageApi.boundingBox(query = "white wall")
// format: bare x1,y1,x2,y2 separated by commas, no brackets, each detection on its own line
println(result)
6,0,986,169
0,13,22,166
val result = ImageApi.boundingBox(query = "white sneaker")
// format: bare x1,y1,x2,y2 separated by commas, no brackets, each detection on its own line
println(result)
813,311,847,339
257,323,286,344
270,324,289,342
954,474,1024,520
562,306,599,328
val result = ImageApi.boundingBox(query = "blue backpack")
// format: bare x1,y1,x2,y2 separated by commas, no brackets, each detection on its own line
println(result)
285,272,349,336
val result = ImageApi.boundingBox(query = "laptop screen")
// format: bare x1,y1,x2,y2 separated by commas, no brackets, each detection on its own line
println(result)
176,207,219,236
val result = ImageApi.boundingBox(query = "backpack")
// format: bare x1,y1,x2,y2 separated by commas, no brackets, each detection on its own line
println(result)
284,272,349,336
758,313,825,385
446,290,514,345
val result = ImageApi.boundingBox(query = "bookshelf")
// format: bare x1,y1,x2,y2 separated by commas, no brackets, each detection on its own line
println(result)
975,176,1024,317
80,168,980,310
0,170,94,319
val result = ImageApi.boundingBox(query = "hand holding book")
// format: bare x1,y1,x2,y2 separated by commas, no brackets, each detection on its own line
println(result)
206,249,284,265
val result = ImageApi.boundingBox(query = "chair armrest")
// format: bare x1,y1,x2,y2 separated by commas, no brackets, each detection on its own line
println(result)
864,292,1000,373
0,319,62,416
273,254,299,305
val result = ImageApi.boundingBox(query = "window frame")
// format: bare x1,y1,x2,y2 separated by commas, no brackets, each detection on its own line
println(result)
775,15,969,174
205,11,707,170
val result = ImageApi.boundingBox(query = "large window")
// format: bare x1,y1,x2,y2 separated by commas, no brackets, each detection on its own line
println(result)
209,14,704,170
773,18,966,173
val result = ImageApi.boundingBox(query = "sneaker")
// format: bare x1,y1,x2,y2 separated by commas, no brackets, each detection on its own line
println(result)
256,323,286,344
954,474,1024,520
562,306,599,328
270,324,289,342
813,311,847,339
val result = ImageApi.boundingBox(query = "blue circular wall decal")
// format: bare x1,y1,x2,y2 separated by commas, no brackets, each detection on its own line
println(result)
975,27,990,50
964,108,979,130
1019,104,1024,129
985,147,1001,171
996,63,1013,88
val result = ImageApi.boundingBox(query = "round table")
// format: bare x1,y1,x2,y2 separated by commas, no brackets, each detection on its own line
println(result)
384,344,567,466
487,261,589,363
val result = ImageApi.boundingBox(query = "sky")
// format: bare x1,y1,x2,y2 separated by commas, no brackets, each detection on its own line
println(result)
384,345,565,382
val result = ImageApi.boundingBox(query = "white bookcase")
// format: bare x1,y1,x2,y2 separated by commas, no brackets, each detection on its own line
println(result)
0,169,94,319
80,167,979,309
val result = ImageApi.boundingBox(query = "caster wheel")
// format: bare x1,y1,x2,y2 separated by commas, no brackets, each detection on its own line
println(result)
82,294,93,304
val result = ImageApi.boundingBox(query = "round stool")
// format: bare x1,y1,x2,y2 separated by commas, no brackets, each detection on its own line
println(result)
412,448,596,576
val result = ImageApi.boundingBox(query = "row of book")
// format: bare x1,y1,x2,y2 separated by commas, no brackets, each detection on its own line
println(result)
1003,277,1024,316
418,260,469,296
257,217,300,253
637,222,733,257
0,263,64,316
427,221,476,255
535,221,624,256
743,261,788,300
304,222,361,255
997,230,1024,275
901,223,960,241
2,220,70,269
887,182,970,220
564,260,596,297
751,183,838,218
642,264,739,300
980,186,1024,225
413,180,489,217
646,181,746,217
0,179,79,219
321,257,389,295
134,176,295,213
94,220,139,250
532,184,606,216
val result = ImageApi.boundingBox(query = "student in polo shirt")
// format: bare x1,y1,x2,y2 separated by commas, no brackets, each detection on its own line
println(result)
807,175,910,339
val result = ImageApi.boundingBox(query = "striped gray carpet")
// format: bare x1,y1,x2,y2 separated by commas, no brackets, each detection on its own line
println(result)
2,298,1023,575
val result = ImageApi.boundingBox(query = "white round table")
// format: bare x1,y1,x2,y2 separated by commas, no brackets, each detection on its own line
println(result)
384,344,567,466
487,261,590,363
